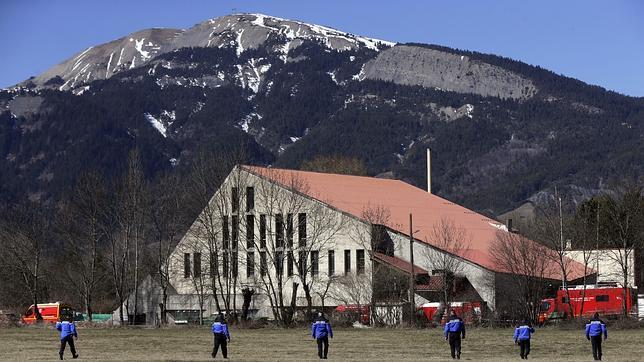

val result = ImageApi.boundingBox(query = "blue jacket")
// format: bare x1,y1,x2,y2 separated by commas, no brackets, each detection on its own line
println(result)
585,318,607,338
312,318,333,339
514,325,535,342
211,320,230,340
55,321,77,340
444,317,465,338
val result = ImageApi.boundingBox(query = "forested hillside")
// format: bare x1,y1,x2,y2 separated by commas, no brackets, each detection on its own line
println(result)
1,13,642,216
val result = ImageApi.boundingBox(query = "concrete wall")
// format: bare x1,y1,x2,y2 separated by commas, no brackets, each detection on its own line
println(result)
567,249,635,286
168,167,374,319
392,230,496,311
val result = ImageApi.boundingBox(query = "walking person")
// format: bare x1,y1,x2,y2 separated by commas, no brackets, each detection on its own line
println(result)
311,312,333,359
55,316,79,360
514,319,535,359
585,312,607,361
211,313,230,359
444,310,466,359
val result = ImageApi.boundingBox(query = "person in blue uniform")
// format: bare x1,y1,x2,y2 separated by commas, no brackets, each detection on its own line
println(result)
211,313,230,359
444,310,466,359
311,312,333,359
585,312,607,361
514,319,535,359
55,316,79,360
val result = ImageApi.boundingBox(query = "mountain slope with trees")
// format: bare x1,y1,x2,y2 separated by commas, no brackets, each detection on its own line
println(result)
1,13,642,216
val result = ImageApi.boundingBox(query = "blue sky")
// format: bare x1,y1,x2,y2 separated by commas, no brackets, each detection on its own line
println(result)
1,0,643,96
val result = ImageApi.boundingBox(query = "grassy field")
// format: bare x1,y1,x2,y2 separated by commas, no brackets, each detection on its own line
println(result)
0,325,642,361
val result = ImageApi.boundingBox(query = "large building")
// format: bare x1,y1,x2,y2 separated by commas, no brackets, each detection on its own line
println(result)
116,165,588,324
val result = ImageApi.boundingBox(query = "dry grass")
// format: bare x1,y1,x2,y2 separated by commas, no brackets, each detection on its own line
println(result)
0,325,643,361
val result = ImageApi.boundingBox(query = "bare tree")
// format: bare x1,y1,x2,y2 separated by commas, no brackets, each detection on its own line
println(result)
0,204,50,321
56,172,109,321
421,218,471,317
148,173,187,324
600,185,644,316
530,195,576,319
106,149,147,324
241,167,309,326
183,149,248,320
336,204,402,325
568,200,600,316
300,155,368,176
490,231,550,324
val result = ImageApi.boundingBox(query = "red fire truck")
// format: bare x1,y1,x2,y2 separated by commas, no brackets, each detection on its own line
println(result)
21,302,74,324
538,284,635,324
420,301,483,324
334,304,370,325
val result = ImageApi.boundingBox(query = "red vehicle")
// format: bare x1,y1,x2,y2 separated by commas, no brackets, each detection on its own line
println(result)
420,301,483,324
21,302,74,324
538,284,635,324
334,304,370,325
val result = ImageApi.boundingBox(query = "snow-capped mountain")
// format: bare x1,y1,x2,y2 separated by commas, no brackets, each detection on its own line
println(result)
25,14,394,92
2,14,642,216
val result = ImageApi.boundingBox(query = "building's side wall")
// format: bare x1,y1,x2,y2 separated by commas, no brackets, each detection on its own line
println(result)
168,168,374,319
392,231,496,311
568,249,635,286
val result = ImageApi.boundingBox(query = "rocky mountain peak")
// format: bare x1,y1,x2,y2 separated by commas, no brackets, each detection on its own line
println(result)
20,13,395,92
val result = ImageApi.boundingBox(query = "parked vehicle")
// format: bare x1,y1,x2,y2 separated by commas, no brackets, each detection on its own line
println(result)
334,304,370,325
538,284,636,324
420,301,483,324
21,302,74,324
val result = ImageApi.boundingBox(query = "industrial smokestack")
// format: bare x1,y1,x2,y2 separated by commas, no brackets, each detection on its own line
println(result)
427,148,432,193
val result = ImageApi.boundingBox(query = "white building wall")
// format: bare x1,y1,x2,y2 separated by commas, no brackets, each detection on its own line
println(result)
567,249,635,286
168,167,373,319
391,231,496,311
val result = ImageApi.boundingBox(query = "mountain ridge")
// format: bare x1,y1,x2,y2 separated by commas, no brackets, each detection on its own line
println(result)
2,13,642,216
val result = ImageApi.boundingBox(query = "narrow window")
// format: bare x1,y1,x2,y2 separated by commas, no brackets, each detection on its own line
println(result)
184,253,191,278
298,213,307,246
276,251,284,275
311,250,319,276
247,252,255,278
344,249,351,274
246,215,255,249
286,214,294,248
259,215,267,249
298,250,307,276
232,187,239,213
356,249,365,275
210,252,218,277
222,216,229,249
246,186,254,212
260,251,267,276
222,251,229,276
193,252,202,277
231,215,239,247
328,250,335,276
276,214,284,248
287,251,294,276
596,295,609,302
232,251,238,277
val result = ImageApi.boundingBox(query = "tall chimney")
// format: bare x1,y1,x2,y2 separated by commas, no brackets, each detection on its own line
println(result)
427,148,432,193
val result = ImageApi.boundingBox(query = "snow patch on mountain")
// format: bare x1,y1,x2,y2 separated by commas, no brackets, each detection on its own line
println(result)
144,113,167,137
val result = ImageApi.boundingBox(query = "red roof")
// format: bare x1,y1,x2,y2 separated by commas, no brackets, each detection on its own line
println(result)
242,165,587,280
416,276,446,291
373,252,428,275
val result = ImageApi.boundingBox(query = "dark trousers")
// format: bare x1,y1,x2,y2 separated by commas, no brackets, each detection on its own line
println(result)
317,336,329,359
59,335,77,357
448,333,462,359
590,335,602,361
518,339,530,359
212,333,228,358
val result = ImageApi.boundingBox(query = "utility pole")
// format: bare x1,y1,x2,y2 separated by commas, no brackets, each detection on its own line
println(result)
408,213,415,326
